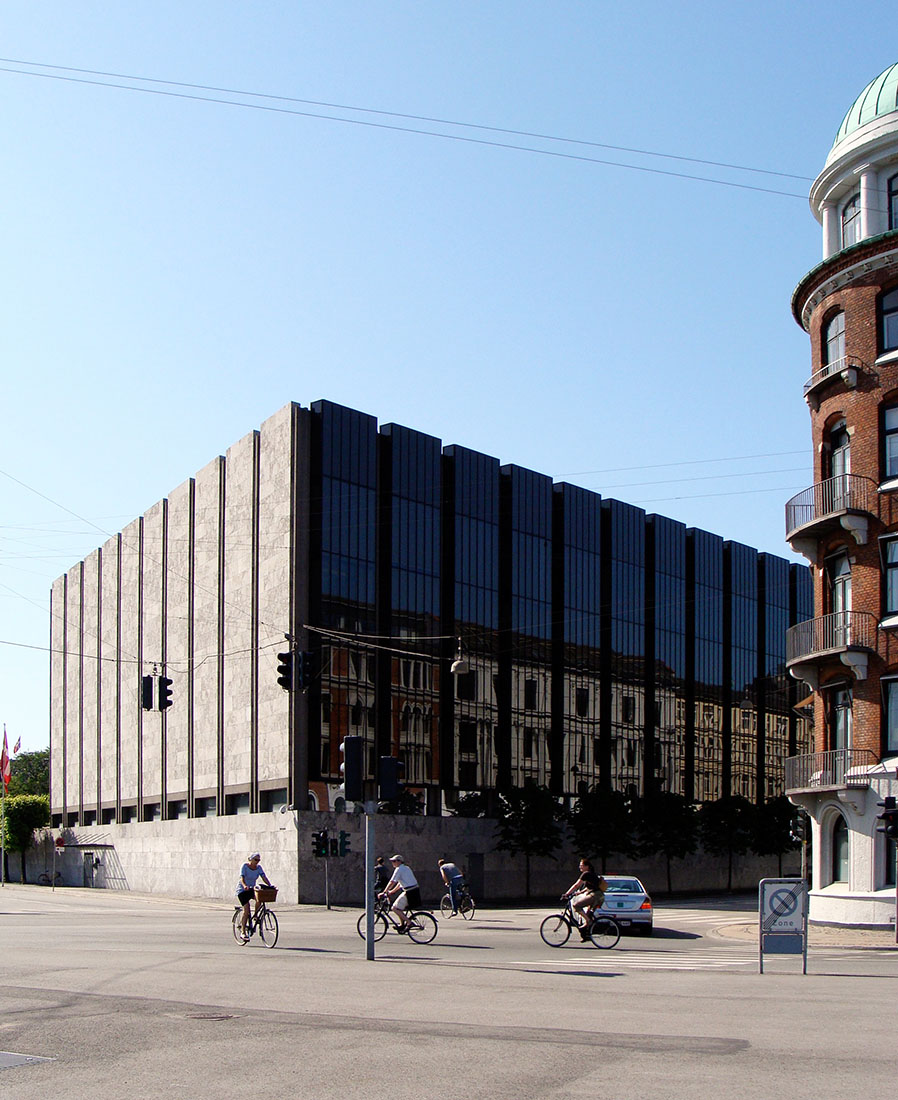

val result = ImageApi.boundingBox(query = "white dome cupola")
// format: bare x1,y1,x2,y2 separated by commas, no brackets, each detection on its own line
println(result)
810,63,898,259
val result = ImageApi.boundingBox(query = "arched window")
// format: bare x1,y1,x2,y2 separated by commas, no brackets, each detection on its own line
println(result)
842,192,861,247
826,684,852,751
880,286,898,354
832,815,849,883
824,311,846,366
827,419,851,479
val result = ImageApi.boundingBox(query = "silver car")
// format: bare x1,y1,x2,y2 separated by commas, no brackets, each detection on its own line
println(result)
598,874,653,935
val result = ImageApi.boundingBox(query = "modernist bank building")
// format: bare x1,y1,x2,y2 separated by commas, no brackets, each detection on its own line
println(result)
786,62,898,926
51,395,811,866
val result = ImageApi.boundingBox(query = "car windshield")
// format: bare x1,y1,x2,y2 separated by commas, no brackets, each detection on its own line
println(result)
604,880,642,893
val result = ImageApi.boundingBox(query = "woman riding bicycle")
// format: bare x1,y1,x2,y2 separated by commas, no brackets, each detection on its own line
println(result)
562,858,606,941
236,853,274,942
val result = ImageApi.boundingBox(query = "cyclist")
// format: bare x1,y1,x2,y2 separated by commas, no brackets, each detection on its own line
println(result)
236,852,274,942
562,858,606,941
373,855,391,893
438,857,465,914
380,854,420,933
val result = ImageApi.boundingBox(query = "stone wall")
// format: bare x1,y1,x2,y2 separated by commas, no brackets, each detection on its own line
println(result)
24,813,799,906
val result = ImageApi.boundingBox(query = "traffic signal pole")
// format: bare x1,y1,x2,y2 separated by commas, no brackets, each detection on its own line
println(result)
365,800,376,961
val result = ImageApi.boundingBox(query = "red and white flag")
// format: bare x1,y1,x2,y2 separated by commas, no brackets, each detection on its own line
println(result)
12,737,20,755
0,729,9,794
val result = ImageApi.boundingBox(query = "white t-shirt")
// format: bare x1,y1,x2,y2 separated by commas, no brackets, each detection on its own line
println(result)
388,864,418,890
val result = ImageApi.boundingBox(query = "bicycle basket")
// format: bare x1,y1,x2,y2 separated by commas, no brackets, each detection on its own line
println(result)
255,886,278,902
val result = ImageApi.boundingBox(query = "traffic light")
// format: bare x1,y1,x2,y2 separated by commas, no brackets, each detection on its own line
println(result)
140,675,154,711
311,830,328,858
378,756,405,801
877,796,898,839
158,676,173,711
339,736,364,802
297,651,314,690
276,650,294,692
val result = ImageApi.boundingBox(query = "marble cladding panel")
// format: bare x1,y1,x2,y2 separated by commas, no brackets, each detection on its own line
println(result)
192,458,223,793
141,503,165,802
119,519,143,803
257,406,293,782
64,565,82,810
222,432,257,789
165,481,193,799
99,536,121,806
49,576,67,811
81,551,100,808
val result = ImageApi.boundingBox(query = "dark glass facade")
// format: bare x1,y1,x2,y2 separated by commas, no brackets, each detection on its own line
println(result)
306,400,812,811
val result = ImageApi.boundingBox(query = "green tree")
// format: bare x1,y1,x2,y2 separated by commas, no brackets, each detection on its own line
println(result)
567,787,637,873
752,795,800,876
8,749,50,797
635,792,698,894
494,781,565,898
2,794,50,883
447,792,486,818
698,795,756,891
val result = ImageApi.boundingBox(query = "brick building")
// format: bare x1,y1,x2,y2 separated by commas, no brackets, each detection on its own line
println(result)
786,62,898,925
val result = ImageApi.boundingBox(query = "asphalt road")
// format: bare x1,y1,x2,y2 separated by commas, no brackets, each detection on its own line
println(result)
1,885,896,1099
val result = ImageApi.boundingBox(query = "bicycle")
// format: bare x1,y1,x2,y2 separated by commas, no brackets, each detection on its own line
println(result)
439,882,476,920
38,870,62,886
356,893,438,944
232,887,279,948
539,896,621,949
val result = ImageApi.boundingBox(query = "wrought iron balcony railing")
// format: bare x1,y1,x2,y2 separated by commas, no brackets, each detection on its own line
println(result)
803,354,864,402
785,474,878,542
786,610,878,665
785,747,878,793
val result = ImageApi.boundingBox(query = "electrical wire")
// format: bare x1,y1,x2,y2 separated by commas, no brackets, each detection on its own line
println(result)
0,56,814,182
0,63,809,199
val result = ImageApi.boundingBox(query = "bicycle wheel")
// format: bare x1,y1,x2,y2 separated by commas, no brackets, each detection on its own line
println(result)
440,895,454,919
459,895,476,920
588,917,621,949
539,914,572,947
406,911,438,944
357,912,388,942
259,909,279,948
232,909,249,944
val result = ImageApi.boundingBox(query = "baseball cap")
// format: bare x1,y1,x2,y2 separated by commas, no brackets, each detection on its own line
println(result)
390,854,404,863
249,853,261,861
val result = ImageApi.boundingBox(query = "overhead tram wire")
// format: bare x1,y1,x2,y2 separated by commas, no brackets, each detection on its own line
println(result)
0,64,809,199
0,56,814,183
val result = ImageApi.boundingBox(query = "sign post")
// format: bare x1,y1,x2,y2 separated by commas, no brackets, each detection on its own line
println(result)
759,877,808,974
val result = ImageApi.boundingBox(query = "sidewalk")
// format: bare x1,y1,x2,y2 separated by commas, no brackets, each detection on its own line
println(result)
719,919,898,948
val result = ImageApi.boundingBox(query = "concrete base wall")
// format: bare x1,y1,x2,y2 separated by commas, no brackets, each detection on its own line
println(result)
23,813,800,905
809,887,898,929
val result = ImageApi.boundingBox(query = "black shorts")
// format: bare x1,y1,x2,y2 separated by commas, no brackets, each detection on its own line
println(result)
237,888,254,906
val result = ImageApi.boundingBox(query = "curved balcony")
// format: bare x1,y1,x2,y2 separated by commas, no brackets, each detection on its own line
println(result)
785,474,877,556
803,354,865,409
786,610,878,687
785,748,879,794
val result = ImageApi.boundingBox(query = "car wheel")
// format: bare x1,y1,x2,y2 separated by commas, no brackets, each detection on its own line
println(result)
635,924,653,936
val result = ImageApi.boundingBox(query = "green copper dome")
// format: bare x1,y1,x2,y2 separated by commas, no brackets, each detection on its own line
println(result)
832,63,898,150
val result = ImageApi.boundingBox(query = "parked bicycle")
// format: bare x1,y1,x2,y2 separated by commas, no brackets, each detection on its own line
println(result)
439,882,476,920
38,870,62,887
232,886,279,947
356,894,438,944
539,896,621,949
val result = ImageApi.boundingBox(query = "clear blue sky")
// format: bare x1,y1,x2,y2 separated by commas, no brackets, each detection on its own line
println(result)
2,3,894,752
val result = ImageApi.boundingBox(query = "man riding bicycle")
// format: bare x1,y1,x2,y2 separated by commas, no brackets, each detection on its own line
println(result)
380,854,420,933
562,858,607,941
236,853,274,942
438,858,465,915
